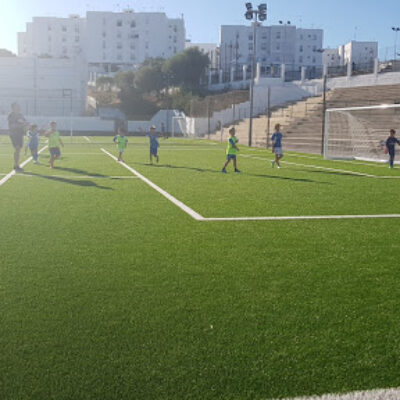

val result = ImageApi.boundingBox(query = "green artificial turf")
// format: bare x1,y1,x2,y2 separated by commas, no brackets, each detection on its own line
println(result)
1,137,400,400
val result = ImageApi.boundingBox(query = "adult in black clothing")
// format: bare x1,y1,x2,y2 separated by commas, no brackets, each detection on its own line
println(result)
8,103,27,172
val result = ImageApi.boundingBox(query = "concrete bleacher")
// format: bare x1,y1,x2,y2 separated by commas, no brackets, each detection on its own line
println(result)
212,84,400,154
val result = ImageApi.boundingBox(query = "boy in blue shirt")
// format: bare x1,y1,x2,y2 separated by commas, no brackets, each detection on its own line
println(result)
271,123,283,168
386,129,400,168
26,124,40,164
148,125,160,164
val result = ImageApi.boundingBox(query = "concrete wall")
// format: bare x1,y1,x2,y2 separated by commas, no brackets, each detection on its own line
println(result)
0,56,87,117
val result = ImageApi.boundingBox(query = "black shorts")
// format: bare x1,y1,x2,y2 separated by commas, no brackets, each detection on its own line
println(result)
9,133,24,149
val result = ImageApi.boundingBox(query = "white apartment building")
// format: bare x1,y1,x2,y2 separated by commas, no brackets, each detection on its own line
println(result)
18,15,86,59
323,48,342,67
220,24,323,72
342,41,378,67
86,11,185,72
0,56,87,116
17,10,186,73
185,41,219,69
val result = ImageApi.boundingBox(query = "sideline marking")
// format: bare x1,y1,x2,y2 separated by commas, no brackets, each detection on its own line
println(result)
83,136,91,142
278,387,400,400
241,154,400,179
0,146,48,188
101,148,205,221
205,214,400,222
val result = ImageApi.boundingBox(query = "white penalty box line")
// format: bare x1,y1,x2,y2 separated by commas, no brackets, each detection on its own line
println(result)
0,145,48,188
101,148,400,223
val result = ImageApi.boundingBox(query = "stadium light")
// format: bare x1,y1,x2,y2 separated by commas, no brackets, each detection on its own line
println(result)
244,3,268,147
392,27,400,61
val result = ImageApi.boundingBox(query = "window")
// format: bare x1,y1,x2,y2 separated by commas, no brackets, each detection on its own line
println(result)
130,54,136,60
145,42,149,49
117,32,122,39
261,34,267,40
62,37,67,43
102,32,106,38
102,42,106,49
62,25,67,32
313,34,317,40
117,20,122,27
276,32,281,39
248,35,253,41
75,36,80,43
131,21,136,28
48,25,52,31
299,45,303,52
299,34,303,40
313,45,317,51
117,42,122,49
299,56,303,63
130,43,135,50
248,44,253,51
276,44,280,50
117,53,122,60
312,57,316,63
48,36,52,42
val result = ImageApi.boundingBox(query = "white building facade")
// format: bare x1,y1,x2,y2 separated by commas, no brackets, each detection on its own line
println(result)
18,10,186,74
220,24,323,73
343,41,378,68
18,15,86,59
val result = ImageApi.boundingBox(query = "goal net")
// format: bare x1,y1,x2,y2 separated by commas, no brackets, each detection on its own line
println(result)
324,104,400,163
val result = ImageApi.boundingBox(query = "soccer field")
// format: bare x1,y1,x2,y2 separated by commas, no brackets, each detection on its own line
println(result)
1,136,400,400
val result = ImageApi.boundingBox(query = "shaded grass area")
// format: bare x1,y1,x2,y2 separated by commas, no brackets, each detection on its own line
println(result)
1,138,400,400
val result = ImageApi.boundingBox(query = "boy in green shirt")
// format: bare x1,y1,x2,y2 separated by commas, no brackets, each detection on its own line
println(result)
113,127,128,162
45,121,64,169
221,127,241,173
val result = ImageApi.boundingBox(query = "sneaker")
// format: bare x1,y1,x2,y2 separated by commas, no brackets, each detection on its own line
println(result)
221,168,227,174
14,167,24,173
235,169,241,173
277,164,281,169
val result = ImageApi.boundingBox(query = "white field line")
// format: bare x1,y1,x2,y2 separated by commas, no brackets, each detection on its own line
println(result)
0,145,48,188
240,154,400,179
277,387,400,400
205,214,400,222
246,149,396,169
83,136,91,142
101,149,400,223
101,148,205,221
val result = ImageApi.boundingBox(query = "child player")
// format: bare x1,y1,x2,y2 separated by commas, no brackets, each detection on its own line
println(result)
27,124,40,164
45,121,64,169
271,123,283,168
221,127,241,173
113,127,128,162
148,125,160,164
386,129,400,169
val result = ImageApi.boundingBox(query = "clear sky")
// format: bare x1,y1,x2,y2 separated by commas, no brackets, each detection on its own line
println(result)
1,0,399,59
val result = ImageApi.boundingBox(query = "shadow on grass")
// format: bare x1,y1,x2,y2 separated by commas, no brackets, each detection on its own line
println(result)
24,172,113,190
136,163,330,184
51,166,108,178
295,169,368,178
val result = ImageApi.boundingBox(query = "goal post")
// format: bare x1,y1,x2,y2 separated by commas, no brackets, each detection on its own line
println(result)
324,104,400,163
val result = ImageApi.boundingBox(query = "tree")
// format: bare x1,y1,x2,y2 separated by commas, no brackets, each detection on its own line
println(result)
163,47,209,90
134,63,165,95
96,76,114,91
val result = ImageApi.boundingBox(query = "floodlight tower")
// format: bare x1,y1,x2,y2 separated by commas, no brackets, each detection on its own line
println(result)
392,27,400,61
245,3,267,147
